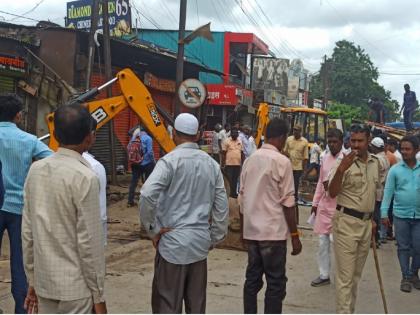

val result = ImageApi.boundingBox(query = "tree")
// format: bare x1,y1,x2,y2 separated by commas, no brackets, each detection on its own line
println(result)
327,102,369,129
310,40,400,122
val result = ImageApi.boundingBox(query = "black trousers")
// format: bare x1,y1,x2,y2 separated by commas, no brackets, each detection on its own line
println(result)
128,162,155,203
292,170,303,201
152,251,207,314
244,240,288,314
225,165,241,198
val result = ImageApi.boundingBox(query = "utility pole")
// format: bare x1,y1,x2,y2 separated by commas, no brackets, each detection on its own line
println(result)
102,0,117,184
321,55,330,110
85,0,100,90
174,0,187,117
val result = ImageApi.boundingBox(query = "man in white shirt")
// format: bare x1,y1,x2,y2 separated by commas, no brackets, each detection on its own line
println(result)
83,118,107,245
211,124,222,163
304,140,322,179
218,123,231,152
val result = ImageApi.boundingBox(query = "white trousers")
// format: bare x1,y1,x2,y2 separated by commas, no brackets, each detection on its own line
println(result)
317,234,332,279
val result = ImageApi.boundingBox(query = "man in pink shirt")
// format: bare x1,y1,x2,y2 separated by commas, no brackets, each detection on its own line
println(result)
310,128,344,287
239,118,302,314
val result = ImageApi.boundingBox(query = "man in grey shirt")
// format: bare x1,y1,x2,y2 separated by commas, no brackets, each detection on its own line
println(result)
140,113,229,314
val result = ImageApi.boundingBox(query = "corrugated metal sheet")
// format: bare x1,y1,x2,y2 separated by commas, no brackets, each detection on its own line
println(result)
0,76,15,93
138,30,224,84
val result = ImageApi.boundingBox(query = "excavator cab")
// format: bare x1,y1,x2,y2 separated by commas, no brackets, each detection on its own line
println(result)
280,107,328,147
254,103,328,148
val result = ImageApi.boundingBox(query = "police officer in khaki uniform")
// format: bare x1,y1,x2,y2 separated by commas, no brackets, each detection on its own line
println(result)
329,124,380,314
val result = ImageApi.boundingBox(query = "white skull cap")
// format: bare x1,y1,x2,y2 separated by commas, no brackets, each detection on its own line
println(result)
371,137,384,148
174,113,199,135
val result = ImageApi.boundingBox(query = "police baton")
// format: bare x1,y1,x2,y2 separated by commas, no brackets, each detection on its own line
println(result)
371,236,389,314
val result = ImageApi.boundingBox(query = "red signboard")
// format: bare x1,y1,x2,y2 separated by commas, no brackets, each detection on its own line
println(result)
206,84,253,106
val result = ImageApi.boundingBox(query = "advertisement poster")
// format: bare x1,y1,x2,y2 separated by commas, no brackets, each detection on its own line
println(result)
252,57,289,105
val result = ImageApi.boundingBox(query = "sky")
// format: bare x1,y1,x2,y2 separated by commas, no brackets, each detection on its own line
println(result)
1,0,420,104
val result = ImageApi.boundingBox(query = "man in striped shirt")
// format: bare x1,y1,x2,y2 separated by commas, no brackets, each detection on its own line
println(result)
0,93,52,313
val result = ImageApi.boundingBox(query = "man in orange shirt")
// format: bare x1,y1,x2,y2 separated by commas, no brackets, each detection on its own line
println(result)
222,128,244,198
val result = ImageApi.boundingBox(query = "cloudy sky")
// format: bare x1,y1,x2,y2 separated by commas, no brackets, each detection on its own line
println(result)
2,0,420,103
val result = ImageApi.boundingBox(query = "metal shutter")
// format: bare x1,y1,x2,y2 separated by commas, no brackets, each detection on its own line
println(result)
0,76,15,93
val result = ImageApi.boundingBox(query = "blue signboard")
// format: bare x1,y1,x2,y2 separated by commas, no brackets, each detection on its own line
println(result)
66,0,131,37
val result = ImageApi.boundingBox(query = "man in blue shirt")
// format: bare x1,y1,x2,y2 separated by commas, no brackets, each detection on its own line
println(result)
401,84,417,131
127,127,155,207
381,135,420,293
0,93,52,313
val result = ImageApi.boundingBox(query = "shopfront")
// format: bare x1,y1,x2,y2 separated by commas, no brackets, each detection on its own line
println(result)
206,83,254,129
0,53,27,93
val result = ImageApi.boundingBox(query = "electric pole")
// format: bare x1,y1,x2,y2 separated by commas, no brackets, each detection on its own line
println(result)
102,0,117,184
85,0,100,90
321,55,331,110
174,0,187,117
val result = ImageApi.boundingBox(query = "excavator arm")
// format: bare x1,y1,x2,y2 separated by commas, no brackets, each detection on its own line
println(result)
254,102,269,147
45,68,176,153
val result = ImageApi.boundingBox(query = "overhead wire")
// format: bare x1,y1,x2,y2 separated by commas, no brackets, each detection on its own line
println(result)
250,0,319,68
210,0,227,31
215,0,246,32
250,0,303,58
324,0,401,65
160,1,178,26
0,10,40,23
10,0,44,21
233,0,283,57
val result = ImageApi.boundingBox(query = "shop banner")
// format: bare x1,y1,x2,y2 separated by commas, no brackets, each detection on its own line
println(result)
0,54,27,77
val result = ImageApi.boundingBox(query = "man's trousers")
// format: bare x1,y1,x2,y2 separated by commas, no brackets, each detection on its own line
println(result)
152,251,207,314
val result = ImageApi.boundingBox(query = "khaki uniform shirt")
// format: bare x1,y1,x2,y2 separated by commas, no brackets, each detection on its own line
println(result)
284,136,309,171
22,148,105,303
329,153,380,213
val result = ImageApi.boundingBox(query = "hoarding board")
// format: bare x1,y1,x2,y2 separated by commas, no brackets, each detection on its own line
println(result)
252,57,289,105
66,0,131,37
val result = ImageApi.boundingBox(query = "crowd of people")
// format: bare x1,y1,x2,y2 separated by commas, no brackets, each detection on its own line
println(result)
0,91,419,314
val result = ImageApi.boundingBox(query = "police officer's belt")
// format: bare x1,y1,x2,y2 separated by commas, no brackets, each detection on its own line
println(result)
336,205,373,221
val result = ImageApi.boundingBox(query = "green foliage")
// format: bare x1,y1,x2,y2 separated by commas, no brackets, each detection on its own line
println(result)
311,40,400,121
327,102,369,129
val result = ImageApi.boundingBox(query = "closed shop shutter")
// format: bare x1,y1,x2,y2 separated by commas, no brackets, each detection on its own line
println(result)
89,73,128,173
0,76,15,93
